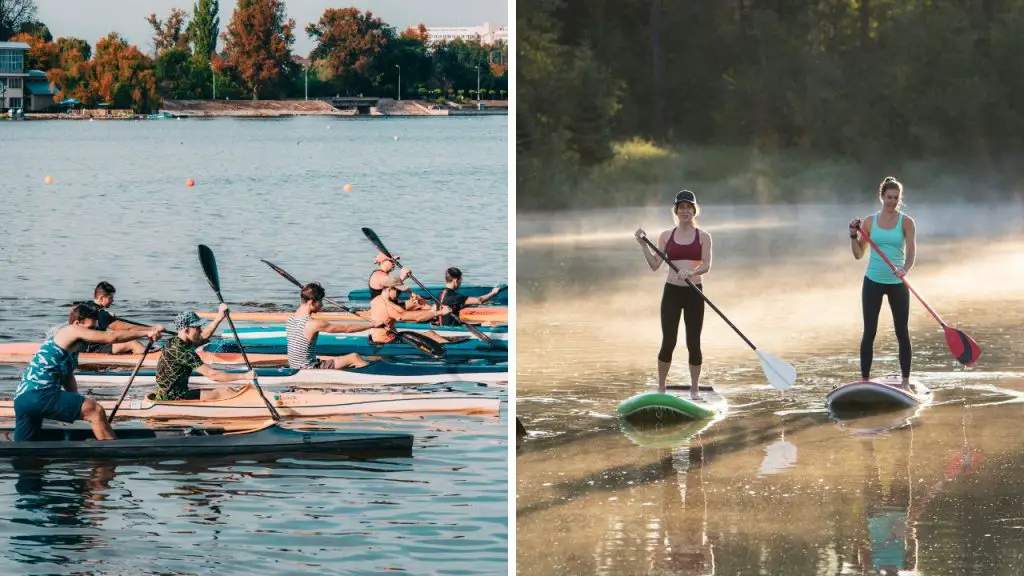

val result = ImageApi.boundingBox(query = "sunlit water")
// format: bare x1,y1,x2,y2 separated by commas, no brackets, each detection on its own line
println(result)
516,203,1024,575
0,116,508,574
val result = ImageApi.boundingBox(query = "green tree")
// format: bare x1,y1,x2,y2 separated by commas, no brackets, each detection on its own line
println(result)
188,0,220,59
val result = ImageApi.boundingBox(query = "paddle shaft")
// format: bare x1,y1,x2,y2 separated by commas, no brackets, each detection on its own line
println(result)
108,317,175,336
363,228,494,345
639,234,759,351
107,338,155,422
857,224,948,328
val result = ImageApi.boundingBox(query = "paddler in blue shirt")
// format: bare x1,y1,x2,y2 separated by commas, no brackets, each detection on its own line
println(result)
433,267,505,327
14,304,164,442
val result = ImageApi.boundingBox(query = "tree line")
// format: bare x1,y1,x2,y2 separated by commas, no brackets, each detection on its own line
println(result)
2,0,507,113
519,0,1024,208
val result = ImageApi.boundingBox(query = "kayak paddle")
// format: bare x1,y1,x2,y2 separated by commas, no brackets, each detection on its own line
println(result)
361,227,495,345
107,337,156,423
260,259,445,359
198,244,281,421
637,232,797,390
857,223,981,366
109,316,175,336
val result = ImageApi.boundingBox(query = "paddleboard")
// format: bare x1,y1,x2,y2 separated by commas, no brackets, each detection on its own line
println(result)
617,385,728,424
619,417,721,449
826,375,933,413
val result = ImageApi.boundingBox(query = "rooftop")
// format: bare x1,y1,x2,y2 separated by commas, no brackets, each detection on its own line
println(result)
0,41,31,50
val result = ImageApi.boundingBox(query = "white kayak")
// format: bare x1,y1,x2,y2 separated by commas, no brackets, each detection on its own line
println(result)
826,375,933,412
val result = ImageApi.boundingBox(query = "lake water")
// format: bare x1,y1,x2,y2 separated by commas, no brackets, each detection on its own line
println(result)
0,116,509,575
516,202,1024,575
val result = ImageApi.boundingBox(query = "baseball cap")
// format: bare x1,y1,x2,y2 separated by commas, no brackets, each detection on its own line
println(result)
374,252,400,264
174,311,207,331
674,190,697,205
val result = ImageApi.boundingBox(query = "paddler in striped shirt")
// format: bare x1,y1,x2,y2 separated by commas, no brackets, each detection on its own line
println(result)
286,282,380,370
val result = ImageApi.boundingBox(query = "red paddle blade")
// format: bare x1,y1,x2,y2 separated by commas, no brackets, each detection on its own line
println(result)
944,326,981,366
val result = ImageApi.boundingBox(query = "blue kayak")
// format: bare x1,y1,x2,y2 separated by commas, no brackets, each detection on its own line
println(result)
224,323,508,343
204,336,508,361
347,285,508,306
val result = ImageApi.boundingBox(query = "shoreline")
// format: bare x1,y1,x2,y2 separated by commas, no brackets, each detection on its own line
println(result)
15,98,507,120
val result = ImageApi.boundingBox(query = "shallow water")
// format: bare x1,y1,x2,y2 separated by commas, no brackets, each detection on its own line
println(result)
0,116,508,574
516,203,1024,575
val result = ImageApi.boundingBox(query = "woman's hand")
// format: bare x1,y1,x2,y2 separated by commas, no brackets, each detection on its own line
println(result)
634,228,647,244
848,218,862,239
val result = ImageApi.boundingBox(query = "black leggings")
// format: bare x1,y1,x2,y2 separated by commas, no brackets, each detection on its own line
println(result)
861,277,912,378
659,283,705,365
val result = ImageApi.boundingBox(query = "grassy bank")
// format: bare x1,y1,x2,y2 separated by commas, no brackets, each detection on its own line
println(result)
518,139,1024,211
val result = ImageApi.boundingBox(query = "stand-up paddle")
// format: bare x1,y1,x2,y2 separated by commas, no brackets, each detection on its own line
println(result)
857,224,981,366
198,245,281,421
107,337,156,423
260,259,445,359
361,227,495,346
636,232,797,391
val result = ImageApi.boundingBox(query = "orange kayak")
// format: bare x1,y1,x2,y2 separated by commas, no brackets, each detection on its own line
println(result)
197,307,508,324
0,342,288,368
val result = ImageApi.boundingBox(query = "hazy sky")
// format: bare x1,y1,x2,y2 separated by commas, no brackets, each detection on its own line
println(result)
35,0,509,56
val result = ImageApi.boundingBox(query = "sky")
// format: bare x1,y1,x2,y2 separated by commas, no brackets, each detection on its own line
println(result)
35,0,509,56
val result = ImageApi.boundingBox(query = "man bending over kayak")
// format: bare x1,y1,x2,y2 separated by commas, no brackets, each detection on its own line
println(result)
371,284,452,344
76,281,149,355
153,306,255,401
434,267,505,327
368,252,431,310
287,282,379,370
14,304,164,442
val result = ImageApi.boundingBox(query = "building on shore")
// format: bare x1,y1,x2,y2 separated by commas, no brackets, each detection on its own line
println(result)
0,41,29,112
25,70,58,111
425,22,507,46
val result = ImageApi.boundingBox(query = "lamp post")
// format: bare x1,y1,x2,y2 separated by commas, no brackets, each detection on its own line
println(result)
475,65,481,109
304,63,308,101
395,64,401,101
212,62,216,100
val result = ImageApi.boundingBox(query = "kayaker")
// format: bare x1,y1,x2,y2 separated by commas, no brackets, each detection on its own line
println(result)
153,306,255,401
14,304,164,442
850,176,917,390
287,282,378,370
371,284,452,344
635,189,713,400
434,267,505,327
75,281,149,355
368,252,431,310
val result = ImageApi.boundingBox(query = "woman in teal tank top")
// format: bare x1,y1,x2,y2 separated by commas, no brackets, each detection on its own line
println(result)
848,177,918,390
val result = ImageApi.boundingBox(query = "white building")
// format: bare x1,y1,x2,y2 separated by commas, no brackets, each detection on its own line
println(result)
0,41,29,111
425,22,507,46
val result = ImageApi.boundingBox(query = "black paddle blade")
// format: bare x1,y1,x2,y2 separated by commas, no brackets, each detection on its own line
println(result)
197,245,223,297
944,326,981,366
361,227,392,259
261,259,302,288
396,331,445,358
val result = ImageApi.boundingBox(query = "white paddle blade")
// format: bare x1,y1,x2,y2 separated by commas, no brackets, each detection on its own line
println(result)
757,350,796,390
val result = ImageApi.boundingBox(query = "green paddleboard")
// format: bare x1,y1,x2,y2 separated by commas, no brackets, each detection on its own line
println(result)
617,386,728,424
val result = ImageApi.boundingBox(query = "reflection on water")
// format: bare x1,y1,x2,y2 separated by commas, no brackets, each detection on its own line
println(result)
516,204,1024,575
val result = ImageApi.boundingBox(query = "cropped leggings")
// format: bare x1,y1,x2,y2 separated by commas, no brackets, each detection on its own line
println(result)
658,283,705,365
861,277,912,378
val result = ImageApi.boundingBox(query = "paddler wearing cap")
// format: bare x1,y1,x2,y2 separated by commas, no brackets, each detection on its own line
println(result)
370,283,453,344
152,304,254,401
368,252,430,310
634,189,714,399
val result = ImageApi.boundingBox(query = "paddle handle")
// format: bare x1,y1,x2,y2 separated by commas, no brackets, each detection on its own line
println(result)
638,233,759,352
857,224,947,328
107,337,155,423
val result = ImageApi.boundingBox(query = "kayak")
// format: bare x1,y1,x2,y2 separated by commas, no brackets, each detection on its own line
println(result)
0,420,413,459
74,359,509,387
224,322,509,342
347,285,508,306
0,342,287,368
0,383,501,419
617,385,728,423
197,307,508,325
204,337,509,362
826,375,933,413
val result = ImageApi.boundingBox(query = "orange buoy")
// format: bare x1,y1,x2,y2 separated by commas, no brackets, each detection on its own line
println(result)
44,176,54,185
186,178,195,188
344,183,353,192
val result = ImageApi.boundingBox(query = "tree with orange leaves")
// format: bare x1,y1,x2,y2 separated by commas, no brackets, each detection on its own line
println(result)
146,8,190,55
89,32,161,112
306,7,390,95
220,0,295,99
8,31,56,70
400,24,428,43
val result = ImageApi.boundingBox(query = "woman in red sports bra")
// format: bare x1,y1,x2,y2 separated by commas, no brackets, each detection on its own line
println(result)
634,189,713,399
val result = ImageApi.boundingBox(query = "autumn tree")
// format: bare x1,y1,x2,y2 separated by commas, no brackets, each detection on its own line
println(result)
8,30,55,70
47,40,94,105
146,8,190,55
220,0,294,99
90,32,161,112
0,0,36,40
188,0,219,59
400,24,428,43
307,8,392,95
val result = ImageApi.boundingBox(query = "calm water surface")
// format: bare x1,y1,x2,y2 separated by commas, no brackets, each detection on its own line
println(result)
517,203,1024,575
0,116,508,575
